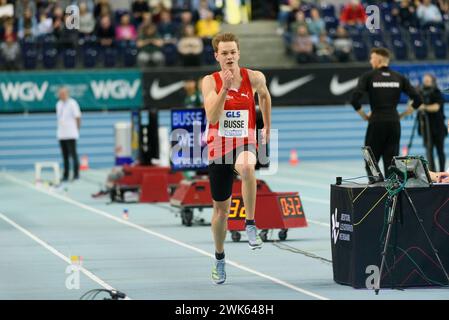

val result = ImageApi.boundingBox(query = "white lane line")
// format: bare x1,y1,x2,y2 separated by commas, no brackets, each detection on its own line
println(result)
2,173,329,301
0,211,131,300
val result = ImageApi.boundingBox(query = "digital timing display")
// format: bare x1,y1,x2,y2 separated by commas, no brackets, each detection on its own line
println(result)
277,195,304,218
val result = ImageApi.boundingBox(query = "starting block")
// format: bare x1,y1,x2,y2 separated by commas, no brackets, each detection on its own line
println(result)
35,161,60,185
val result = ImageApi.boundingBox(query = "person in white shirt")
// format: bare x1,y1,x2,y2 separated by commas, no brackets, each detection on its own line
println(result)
417,0,443,28
56,87,81,181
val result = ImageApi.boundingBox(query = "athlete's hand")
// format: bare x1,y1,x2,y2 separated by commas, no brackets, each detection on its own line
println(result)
222,70,233,91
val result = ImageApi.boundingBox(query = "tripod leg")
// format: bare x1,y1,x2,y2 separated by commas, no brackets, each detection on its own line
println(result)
376,195,399,295
403,189,449,284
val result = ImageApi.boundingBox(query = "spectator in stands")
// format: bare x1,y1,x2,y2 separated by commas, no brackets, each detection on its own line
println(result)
52,6,65,40
94,0,112,20
290,10,307,34
315,32,334,62
96,14,115,48
172,0,195,16
115,13,137,42
15,0,36,19
438,0,449,29
158,9,177,42
0,30,20,70
36,12,53,39
197,0,219,20
132,0,150,26
0,0,14,26
177,24,203,66
417,0,444,28
60,14,79,49
307,8,325,44
340,0,367,26
196,9,220,39
79,2,96,37
137,23,165,67
138,11,153,33
178,10,195,37
292,25,315,63
150,0,171,23
333,26,352,62
277,0,294,34
392,0,419,28
17,7,37,39
35,0,53,15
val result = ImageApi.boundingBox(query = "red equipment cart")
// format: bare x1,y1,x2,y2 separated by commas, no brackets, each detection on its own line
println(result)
170,177,308,241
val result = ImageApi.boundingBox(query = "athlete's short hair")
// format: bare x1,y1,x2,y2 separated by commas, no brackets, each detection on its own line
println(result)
370,47,390,59
212,33,240,52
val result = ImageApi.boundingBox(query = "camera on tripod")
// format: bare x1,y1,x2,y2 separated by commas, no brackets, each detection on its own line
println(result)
375,155,449,294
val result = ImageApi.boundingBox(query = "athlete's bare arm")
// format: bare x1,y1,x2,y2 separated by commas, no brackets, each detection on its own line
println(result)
249,70,272,143
202,71,233,125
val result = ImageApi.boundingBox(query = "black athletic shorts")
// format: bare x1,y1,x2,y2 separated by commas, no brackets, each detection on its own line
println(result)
208,144,257,201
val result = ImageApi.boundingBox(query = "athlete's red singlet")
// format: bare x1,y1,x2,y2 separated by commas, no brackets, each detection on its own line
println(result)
207,68,257,161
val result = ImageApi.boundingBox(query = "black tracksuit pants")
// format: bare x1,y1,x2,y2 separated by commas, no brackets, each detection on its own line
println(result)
365,121,401,178
59,139,79,179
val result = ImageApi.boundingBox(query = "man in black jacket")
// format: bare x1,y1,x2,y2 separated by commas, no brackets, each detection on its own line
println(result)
351,47,422,177
416,74,447,172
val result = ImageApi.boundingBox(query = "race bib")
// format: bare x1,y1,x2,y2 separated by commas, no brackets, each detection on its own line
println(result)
218,110,248,138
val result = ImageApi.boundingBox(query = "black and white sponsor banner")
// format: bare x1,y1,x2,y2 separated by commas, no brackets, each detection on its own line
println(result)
142,65,371,108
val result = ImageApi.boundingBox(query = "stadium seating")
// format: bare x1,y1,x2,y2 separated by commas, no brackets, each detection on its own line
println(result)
162,43,178,66
392,40,408,60
352,40,368,61
103,47,117,68
43,48,58,69
433,40,447,59
7,1,449,69
413,40,428,59
123,42,138,67
63,48,77,68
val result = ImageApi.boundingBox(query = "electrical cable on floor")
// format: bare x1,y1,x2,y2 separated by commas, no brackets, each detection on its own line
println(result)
271,241,333,264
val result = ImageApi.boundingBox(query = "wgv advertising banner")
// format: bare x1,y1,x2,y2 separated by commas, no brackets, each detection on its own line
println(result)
0,69,142,113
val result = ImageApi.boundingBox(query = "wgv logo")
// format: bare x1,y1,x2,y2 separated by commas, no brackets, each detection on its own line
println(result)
0,82,48,102
226,111,241,118
90,79,140,100
331,208,340,244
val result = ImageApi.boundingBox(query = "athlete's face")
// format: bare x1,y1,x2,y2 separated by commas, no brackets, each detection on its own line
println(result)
215,41,240,71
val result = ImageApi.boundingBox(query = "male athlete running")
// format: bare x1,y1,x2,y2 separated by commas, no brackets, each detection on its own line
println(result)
201,32,272,284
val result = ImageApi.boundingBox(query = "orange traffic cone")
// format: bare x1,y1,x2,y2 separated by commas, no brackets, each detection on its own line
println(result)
80,155,89,171
289,149,299,166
